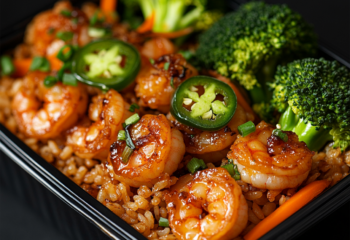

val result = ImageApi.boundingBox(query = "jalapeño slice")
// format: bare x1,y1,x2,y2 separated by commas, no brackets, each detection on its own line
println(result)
171,76,237,131
72,39,140,91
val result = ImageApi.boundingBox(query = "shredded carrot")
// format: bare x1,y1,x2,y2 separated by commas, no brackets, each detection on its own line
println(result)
47,55,63,71
12,58,32,77
147,27,193,39
100,0,117,13
137,11,155,34
208,70,255,119
244,180,330,240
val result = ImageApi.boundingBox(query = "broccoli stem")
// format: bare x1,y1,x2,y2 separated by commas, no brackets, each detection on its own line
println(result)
139,0,154,18
248,85,268,104
279,106,333,151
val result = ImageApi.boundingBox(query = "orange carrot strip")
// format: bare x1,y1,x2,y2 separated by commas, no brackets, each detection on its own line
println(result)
244,180,330,240
147,27,193,39
100,0,117,13
47,55,63,71
208,70,255,118
137,11,155,34
12,58,32,78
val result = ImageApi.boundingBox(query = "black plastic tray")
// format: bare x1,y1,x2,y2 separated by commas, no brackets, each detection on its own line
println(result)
1,1,350,239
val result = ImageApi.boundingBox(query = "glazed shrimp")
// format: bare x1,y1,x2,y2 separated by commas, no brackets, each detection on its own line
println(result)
25,1,90,56
135,54,197,113
140,37,176,60
228,121,314,190
66,89,132,160
164,167,248,240
108,114,185,188
11,72,88,139
168,104,249,163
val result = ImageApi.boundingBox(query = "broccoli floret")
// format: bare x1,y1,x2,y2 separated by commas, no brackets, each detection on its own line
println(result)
196,1,317,105
130,0,207,33
193,10,223,32
270,58,350,151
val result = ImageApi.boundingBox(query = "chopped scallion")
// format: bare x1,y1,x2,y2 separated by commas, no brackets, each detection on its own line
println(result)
222,163,241,180
125,125,135,150
56,31,74,41
125,113,140,126
149,59,155,65
118,130,126,141
129,103,140,112
238,121,256,137
71,18,78,24
56,45,73,62
187,158,206,174
62,73,77,86
44,76,58,88
272,129,288,142
1,56,15,76
60,10,72,17
47,28,55,35
163,62,170,71
158,217,169,227
58,61,72,80
170,77,174,88
121,145,134,163
30,57,50,72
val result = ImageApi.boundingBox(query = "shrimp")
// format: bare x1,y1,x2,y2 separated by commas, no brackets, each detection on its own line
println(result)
140,37,176,60
168,104,249,163
228,121,314,190
164,167,248,240
135,54,198,113
66,89,132,160
11,71,88,139
25,1,90,56
108,114,185,188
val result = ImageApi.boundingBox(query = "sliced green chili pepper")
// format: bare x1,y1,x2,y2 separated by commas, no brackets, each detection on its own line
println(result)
72,39,141,91
171,76,237,131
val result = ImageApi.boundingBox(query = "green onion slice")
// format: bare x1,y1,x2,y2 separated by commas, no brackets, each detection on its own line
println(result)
125,113,140,126
163,62,170,70
222,163,241,180
149,59,155,65
57,45,74,62
44,76,58,88
56,31,74,41
187,158,206,174
118,130,126,141
159,217,169,227
129,103,140,112
124,125,135,149
30,57,50,72
60,10,72,17
1,56,15,76
121,145,133,163
62,73,77,86
238,121,256,137
272,129,288,142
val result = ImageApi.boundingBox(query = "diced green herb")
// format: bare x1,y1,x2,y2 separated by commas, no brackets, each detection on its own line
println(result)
121,145,133,163
163,62,170,71
272,129,288,142
238,121,256,137
149,59,155,65
30,57,50,72
60,10,72,17
62,73,77,86
129,103,140,112
118,130,126,141
158,217,169,227
44,76,58,88
125,113,140,126
170,77,174,88
187,158,206,174
1,56,15,76
47,28,55,35
71,18,78,24
56,31,74,41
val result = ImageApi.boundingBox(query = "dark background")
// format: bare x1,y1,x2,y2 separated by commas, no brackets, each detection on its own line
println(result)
1,0,350,239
